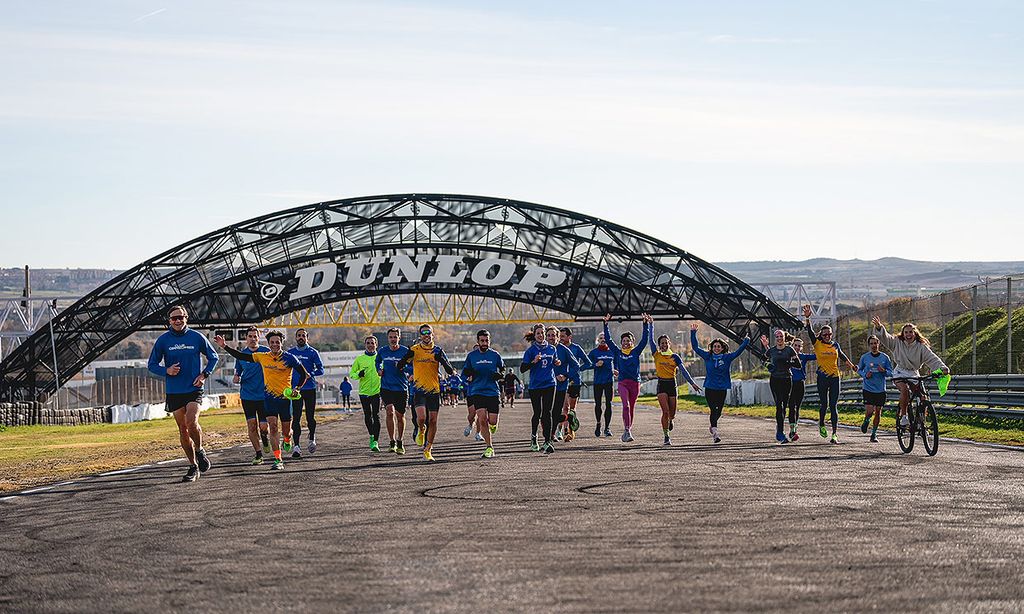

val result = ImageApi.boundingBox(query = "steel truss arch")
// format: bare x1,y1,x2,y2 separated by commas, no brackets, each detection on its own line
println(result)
1,194,800,399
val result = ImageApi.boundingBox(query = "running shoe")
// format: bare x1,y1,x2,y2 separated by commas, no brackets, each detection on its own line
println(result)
663,435,671,446
860,418,870,434
262,442,272,455
568,411,580,432
595,425,602,438
555,426,564,442
396,442,406,455
475,432,484,442
710,427,721,444
869,434,879,443
530,437,540,452
565,429,575,442
899,414,910,426
423,447,435,461
251,453,264,465
292,447,302,459
282,440,293,453
308,440,317,454
819,425,828,439
463,424,474,437
370,437,381,452
389,441,398,453
489,424,497,434
272,459,284,470
543,442,555,455
182,465,199,482
604,428,612,438
830,433,839,444
625,430,635,443
789,430,799,442
415,429,425,447
620,431,629,443
196,449,211,473
775,432,788,444
482,447,494,459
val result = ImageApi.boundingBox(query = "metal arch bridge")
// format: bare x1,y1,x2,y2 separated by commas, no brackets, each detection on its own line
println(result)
0,193,802,399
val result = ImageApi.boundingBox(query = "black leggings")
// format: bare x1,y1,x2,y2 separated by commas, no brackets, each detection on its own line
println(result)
530,387,555,443
769,377,792,434
360,394,381,439
787,380,805,425
291,389,317,444
554,389,567,424
705,389,727,428
593,383,613,428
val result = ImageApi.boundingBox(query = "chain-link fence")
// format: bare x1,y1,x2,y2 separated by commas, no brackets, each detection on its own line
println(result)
834,275,1024,375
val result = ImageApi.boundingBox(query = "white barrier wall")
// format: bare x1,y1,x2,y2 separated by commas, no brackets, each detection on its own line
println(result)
110,395,221,424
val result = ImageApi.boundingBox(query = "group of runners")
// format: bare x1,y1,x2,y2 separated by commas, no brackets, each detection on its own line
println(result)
148,303,950,482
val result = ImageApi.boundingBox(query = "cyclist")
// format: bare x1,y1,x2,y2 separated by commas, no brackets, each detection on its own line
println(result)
870,316,948,427
857,334,894,443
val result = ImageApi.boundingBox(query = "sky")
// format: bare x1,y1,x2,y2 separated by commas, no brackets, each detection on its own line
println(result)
1,0,1022,268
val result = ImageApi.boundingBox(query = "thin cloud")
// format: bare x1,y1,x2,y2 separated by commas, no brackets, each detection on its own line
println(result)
706,34,814,44
132,8,166,23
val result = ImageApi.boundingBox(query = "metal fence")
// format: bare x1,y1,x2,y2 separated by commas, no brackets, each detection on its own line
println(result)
834,275,1024,375
47,375,166,410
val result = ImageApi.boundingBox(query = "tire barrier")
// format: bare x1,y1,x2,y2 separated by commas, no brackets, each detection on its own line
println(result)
0,402,111,427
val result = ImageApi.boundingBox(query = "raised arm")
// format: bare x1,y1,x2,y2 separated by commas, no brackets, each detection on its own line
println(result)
690,328,710,361
637,319,652,356
871,316,899,349
726,336,751,360
603,320,620,354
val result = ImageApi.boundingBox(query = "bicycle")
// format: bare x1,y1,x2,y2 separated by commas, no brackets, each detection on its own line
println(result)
891,371,948,456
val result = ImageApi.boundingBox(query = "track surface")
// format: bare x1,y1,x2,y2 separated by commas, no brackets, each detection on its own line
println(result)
2,402,1023,613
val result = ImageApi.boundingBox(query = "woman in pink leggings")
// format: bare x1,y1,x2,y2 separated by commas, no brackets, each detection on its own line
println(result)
602,313,652,442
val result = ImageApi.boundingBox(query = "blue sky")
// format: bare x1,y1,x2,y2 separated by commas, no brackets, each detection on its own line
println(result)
1,0,1021,267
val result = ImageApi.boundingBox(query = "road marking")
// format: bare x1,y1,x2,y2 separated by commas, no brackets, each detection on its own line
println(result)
157,458,183,465
100,467,143,476
21,486,56,494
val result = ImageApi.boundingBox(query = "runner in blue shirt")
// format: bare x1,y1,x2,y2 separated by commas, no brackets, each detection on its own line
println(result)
588,333,617,437
340,377,353,408
553,328,586,442
462,330,506,458
287,328,324,457
233,326,271,464
520,323,559,454
786,336,817,441
858,335,894,443
376,327,411,454
147,305,219,483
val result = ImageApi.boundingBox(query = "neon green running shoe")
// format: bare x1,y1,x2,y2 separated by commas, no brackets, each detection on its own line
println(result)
530,437,540,452
489,424,497,434
415,429,425,447
482,447,494,459
388,441,398,453
251,453,264,465
370,437,380,452
282,440,293,453
819,425,828,439
262,443,272,455
395,441,406,455
830,433,839,444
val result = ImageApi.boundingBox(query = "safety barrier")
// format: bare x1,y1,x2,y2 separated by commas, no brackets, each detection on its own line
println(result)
801,374,1024,419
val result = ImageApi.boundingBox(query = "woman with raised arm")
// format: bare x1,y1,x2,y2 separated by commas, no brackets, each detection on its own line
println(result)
870,316,949,428
649,326,702,446
760,330,802,444
786,336,817,441
690,322,750,443
802,305,857,444
603,313,652,443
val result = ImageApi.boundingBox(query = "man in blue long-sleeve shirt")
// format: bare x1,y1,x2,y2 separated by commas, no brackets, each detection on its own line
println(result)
286,328,325,457
147,305,219,483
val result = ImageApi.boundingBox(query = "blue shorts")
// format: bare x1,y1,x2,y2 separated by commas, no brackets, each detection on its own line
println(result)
264,396,293,421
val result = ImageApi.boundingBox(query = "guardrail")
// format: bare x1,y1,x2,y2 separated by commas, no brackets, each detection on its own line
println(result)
802,374,1024,419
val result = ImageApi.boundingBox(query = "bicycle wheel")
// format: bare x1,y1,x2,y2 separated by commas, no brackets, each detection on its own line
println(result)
896,403,915,453
921,401,939,456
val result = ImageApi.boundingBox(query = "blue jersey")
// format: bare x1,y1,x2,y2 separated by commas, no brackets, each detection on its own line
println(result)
858,351,893,394
462,348,506,397
287,345,324,390
792,353,817,382
340,380,353,395
553,343,579,391
588,346,616,385
567,343,592,386
235,345,270,401
376,344,411,392
603,322,651,382
521,343,558,390
147,327,220,395
691,330,749,391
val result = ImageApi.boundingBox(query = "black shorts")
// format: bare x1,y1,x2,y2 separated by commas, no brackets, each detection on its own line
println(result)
656,378,677,397
380,389,408,414
413,391,441,412
567,384,581,399
469,395,500,414
264,396,293,421
241,399,268,422
863,391,887,407
165,390,203,413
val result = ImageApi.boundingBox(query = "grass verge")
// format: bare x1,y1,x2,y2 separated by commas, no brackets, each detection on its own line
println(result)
0,407,344,493
635,395,1024,446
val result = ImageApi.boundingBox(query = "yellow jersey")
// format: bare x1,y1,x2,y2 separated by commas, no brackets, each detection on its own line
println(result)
653,351,681,379
403,342,453,394
252,351,303,398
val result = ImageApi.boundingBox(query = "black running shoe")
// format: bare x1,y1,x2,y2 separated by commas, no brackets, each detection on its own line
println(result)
196,449,211,473
182,465,199,482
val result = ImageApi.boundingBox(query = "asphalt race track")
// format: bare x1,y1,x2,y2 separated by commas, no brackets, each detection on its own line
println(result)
2,403,1023,613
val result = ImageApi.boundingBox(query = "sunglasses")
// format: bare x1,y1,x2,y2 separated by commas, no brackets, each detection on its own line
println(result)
169,315,186,321
420,329,432,335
